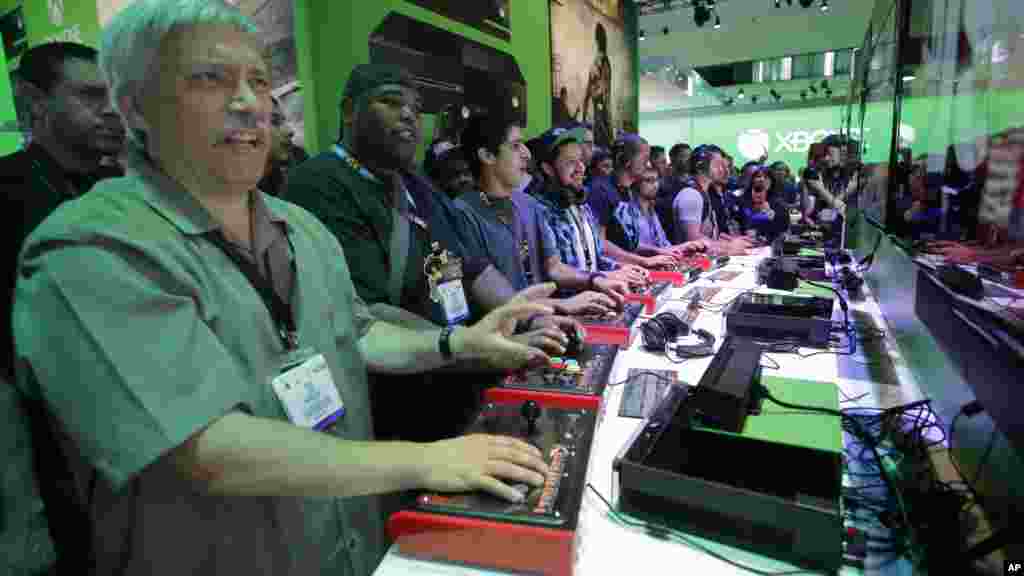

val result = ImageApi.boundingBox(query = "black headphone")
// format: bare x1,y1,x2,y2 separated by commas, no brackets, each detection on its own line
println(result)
641,312,716,358
690,144,724,177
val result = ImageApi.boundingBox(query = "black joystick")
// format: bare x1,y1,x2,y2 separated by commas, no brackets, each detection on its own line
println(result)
521,400,542,436
481,403,499,434
564,326,583,357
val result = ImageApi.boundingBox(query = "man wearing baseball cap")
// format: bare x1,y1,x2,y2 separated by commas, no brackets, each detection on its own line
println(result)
285,64,571,442
532,125,634,298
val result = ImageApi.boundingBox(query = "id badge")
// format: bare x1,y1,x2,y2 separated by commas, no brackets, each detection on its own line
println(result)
437,279,470,325
271,347,345,431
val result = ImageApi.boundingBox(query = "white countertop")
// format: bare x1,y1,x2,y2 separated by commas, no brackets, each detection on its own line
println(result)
373,248,925,576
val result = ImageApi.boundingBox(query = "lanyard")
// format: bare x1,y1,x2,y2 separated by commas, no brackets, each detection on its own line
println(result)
567,207,595,271
333,144,418,211
207,232,299,350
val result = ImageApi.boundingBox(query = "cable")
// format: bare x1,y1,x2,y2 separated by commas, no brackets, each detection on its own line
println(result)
586,484,824,576
799,277,850,332
758,388,916,550
605,369,678,388
858,230,884,272
840,391,871,404
947,402,996,506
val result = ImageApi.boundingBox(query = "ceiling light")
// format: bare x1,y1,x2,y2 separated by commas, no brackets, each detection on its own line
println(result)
902,74,916,82
639,29,646,40
738,88,745,99
713,13,721,29
775,0,781,7
820,0,829,12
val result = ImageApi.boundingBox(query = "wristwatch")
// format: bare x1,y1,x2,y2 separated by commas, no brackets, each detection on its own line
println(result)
439,325,456,363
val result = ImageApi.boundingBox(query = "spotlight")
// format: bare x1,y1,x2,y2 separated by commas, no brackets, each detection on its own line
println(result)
820,0,829,11
713,13,721,29
694,2,711,27
639,29,646,40
738,88,745,99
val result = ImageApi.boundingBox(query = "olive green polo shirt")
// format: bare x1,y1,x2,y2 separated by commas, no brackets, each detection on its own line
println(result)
12,151,384,576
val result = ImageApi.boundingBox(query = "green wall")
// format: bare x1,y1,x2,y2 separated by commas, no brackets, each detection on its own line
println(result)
297,0,554,157
0,38,19,154
640,87,1024,175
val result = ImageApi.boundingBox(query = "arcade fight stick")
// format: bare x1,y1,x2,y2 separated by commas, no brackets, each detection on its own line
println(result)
387,391,599,576
499,325,618,403
579,270,690,347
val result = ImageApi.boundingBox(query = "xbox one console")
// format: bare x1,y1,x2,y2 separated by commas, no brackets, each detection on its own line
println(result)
613,383,843,572
725,293,835,348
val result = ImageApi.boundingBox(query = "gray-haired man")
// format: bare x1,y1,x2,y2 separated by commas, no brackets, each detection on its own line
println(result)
11,1,551,574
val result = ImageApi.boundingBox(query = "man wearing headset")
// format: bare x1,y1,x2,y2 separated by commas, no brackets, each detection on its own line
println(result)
671,144,754,255
532,126,634,298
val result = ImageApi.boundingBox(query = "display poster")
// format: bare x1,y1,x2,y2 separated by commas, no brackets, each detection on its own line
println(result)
551,0,635,148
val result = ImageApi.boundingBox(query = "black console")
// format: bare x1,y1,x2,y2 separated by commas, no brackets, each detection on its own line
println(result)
613,385,843,573
689,337,764,433
725,293,835,348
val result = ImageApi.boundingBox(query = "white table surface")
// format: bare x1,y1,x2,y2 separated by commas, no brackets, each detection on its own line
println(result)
373,248,926,576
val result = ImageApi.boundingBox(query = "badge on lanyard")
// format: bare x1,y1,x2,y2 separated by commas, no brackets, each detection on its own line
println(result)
271,347,345,431
424,241,469,325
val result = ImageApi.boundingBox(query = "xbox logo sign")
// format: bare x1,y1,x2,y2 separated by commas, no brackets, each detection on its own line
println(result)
737,128,771,161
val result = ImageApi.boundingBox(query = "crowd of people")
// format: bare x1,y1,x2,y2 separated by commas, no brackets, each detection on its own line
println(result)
1,1,1021,575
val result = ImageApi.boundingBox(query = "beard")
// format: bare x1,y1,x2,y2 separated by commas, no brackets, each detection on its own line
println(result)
355,118,416,172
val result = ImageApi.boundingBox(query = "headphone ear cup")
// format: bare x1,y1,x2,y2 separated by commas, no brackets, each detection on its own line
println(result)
641,319,667,351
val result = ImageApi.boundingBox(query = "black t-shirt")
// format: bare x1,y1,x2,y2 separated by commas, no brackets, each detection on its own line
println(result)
1,145,123,379
656,173,688,240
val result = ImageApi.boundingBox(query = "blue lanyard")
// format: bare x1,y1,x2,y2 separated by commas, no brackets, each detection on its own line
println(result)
333,144,417,210
333,144,379,183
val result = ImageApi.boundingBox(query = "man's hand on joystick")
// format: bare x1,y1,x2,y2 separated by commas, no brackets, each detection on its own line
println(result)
420,433,549,503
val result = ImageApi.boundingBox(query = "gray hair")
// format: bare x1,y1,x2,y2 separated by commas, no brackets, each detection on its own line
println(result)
99,0,260,150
